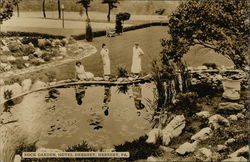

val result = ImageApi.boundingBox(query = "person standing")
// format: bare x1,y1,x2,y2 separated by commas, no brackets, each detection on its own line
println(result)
131,42,144,76
100,43,111,79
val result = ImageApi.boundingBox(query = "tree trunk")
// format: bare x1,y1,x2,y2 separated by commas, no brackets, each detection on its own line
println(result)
42,0,46,18
57,0,61,19
107,5,111,22
16,3,20,17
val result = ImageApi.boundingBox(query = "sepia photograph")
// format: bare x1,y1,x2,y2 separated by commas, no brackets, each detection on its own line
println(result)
0,0,249,161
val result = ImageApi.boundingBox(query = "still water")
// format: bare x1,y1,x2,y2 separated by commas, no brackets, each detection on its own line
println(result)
0,83,155,150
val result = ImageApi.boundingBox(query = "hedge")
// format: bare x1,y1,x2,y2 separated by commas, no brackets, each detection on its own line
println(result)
0,31,65,39
73,22,168,40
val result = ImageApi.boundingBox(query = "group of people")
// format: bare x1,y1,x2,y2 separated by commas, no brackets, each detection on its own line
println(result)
75,42,145,80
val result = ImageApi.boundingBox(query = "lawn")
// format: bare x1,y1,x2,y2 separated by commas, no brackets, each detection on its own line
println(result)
4,26,233,83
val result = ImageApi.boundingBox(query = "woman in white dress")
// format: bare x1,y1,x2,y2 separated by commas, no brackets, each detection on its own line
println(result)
100,44,111,78
75,61,93,80
131,42,144,75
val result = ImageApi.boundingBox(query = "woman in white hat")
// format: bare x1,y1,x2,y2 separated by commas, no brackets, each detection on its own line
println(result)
131,42,144,76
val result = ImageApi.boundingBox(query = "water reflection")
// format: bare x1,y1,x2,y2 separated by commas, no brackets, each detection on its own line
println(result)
0,83,155,149
116,85,129,94
74,85,87,105
102,86,111,116
132,84,145,116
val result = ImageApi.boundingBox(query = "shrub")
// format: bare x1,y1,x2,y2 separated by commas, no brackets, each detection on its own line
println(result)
85,22,93,42
173,92,199,116
72,22,167,40
115,135,162,161
41,52,53,62
116,12,131,21
30,59,42,66
117,66,129,78
8,42,20,53
21,37,39,47
9,59,26,69
22,44,36,56
0,31,65,39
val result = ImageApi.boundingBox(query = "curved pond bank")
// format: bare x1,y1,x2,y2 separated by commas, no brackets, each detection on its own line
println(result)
0,83,155,152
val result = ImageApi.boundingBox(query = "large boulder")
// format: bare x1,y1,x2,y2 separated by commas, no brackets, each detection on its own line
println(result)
228,145,249,158
218,102,244,111
222,156,248,162
162,115,186,145
176,141,198,155
196,111,211,119
146,128,161,144
191,127,212,142
195,148,212,161
208,114,230,130
222,79,241,100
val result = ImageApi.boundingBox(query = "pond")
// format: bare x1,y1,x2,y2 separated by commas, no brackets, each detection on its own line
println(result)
0,83,155,150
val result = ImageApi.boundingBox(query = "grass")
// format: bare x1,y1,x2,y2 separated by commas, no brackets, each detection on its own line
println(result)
2,26,233,83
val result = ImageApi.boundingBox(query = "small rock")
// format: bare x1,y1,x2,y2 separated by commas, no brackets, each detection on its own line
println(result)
218,102,244,111
31,80,46,90
21,79,32,92
147,156,159,161
22,56,29,61
0,62,8,68
14,154,21,162
59,47,67,56
191,127,212,142
1,46,10,52
24,63,30,67
176,141,198,155
236,113,245,120
228,145,249,158
195,147,212,161
225,138,236,145
4,64,12,71
117,78,124,82
209,114,230,130
227,115,238,121
34,48,43,57
222,156,247,162
7,56,16,61
146,128,161,144
196,111,211,119
217,145,227,152
162,115,186,145
0,79,4,86
93,77,104,81
159,145,174,153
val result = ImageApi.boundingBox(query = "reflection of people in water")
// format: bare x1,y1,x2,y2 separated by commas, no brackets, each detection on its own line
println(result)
102,86,111,116
75,85,87,105
132,84,145,116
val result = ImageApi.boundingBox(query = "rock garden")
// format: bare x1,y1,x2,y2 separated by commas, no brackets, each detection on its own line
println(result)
0,36,96,75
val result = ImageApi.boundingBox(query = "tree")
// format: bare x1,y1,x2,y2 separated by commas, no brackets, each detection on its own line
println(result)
102,0,119,22
15,0,21,17
76,0,92,20
0,0,21,22
42,0,46,18
161,0,248,69
57,0,61,19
